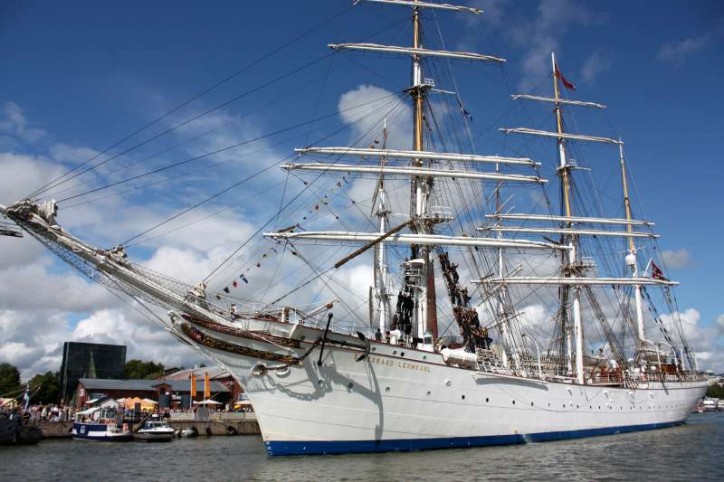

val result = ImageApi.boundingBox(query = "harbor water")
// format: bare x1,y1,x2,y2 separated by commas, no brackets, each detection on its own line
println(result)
2,412,723,481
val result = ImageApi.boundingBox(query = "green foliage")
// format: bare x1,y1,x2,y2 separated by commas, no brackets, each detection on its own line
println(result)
0,362,21,397
28,371,61,405
124,359,165,379
706,383,724,399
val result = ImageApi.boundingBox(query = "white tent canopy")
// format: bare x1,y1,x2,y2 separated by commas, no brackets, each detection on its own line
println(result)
76,407,101,416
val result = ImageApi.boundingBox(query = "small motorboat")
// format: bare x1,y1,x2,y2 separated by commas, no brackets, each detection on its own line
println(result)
135,416,175,442
177,426,199,438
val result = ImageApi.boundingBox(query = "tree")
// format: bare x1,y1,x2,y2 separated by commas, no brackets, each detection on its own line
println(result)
124,360,165,379
0,363,21,397
706,383,724,399
28,371,61,405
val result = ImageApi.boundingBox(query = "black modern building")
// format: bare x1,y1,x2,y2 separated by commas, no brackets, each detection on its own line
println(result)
59,342,126,403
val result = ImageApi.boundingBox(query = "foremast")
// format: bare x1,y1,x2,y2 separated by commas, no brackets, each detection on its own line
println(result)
287,0,515,346
408,0,437,340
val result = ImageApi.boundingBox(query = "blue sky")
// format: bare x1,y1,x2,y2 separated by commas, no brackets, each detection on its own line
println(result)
1,0,723,377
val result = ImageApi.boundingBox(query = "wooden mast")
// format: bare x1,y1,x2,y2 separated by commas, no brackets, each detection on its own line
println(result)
619,143,646,343
410,1,438,340
552,53,583,384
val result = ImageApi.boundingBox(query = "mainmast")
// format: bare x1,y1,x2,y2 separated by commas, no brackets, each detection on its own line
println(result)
551,52,584,384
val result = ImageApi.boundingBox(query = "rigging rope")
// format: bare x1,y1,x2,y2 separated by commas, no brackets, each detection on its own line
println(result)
28,4,355,200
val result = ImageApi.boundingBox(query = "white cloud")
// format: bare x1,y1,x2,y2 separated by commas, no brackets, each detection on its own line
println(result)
338,84,412,150
508,0,596,91
581,50,613,84
659,308,724,373
660,248,692,269
656,37,707,65
0,102,46,144
0,152,67,205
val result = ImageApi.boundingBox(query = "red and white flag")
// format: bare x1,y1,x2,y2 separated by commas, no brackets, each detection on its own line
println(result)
651,261,667,281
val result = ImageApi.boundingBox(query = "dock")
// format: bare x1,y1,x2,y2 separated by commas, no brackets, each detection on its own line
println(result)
37,413,260,439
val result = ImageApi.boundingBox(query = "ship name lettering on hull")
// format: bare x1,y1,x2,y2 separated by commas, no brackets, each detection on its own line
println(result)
369,356,430,373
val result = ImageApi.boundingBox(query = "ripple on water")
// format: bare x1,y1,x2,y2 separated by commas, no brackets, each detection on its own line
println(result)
1,413,723,482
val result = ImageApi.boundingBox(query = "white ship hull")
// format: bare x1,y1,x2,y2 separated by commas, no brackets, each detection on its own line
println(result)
176,316,707,456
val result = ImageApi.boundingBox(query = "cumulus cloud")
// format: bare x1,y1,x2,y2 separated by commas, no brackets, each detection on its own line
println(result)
659,308,724,373
660,248,692,269
338,84,411,150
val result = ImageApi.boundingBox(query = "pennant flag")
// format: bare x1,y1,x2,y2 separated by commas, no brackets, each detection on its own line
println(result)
555,64,576,91
204,371,211,398
223,287,230,293
651,261,667,281
240,274,248,284
233,280,238,287
457,96,473,121
190,373,197,398
23,384,30,410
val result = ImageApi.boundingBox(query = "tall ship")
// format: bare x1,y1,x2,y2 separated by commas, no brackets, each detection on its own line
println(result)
0,1,707,455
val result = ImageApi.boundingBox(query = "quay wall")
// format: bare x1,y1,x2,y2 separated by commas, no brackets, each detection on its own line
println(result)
38,413,260,438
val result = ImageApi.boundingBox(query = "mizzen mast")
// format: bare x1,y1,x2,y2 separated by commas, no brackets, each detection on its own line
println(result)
619,142,646,345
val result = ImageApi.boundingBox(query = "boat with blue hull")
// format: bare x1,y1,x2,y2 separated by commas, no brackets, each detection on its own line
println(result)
72,406,132,442
72,422,133,442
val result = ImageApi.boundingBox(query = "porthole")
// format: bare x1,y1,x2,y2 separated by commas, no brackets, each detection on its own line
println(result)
348,383,354,389
393,350,397,355
401,352,405,357
530,402,534,407
486,398,489,403
385,387,390,393
427,391,431,396
317,380,323,386
512,400,516,405
462,395,466,400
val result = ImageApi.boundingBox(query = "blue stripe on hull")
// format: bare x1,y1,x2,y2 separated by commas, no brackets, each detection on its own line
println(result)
72,423,133,442
265,421,684,456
